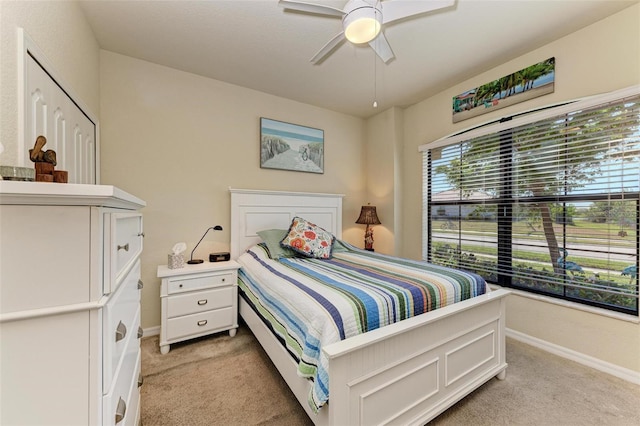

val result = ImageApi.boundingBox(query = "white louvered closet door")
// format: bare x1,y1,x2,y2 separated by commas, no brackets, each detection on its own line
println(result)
25,54,97,184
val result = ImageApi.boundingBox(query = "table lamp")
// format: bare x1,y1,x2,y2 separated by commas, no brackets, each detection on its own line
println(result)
355,204,381,251
187,225,223,264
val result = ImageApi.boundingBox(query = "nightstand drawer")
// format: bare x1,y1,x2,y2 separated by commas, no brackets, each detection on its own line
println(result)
167,272,234,294
166,307,234,341
167,287,233,318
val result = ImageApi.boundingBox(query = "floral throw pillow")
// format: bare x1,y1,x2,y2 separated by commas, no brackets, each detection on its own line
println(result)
280,216,335,259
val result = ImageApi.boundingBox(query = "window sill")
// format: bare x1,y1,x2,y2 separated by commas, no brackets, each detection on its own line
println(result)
488,284,640,324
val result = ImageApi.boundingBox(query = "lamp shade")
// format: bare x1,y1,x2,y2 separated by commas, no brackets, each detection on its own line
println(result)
355,205,381,225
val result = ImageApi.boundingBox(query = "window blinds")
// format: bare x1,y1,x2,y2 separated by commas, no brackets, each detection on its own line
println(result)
423,87,639,314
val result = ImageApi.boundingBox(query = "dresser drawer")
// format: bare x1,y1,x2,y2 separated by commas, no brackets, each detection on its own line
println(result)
167,287,234,318
103,345,141,426
166,307,234,341
104,305,141,394
121,356,141,426
106,212,143,294
168,272,234,294
104,260,141,393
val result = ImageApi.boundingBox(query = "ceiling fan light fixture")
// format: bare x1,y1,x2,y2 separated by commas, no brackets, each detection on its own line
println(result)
282,0,454,64
343,7,381,44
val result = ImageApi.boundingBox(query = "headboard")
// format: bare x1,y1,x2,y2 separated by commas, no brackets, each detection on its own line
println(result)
229,188,344,259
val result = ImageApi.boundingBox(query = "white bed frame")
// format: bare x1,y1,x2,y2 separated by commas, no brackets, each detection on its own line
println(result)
230,188,509,426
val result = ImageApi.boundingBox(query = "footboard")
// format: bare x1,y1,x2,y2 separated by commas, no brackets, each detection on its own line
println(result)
324,289,509,425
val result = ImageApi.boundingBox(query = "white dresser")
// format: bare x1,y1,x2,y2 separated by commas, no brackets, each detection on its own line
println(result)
0,181,145,426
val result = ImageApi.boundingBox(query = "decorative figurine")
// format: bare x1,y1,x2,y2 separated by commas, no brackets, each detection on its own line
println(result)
29,135,57,165
29,135,67,183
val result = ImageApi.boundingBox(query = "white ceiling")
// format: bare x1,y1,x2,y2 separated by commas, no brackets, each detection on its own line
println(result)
78,0,638,118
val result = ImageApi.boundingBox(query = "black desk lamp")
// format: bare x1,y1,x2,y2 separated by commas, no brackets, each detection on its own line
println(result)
187,225,223,264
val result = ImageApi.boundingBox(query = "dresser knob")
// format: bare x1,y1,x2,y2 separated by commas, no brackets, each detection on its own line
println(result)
138,232,145,238
137,326,143,339
197,320,208,326
137,279,144,290
117,243,129,252
138,372,144,388
197,299,208,306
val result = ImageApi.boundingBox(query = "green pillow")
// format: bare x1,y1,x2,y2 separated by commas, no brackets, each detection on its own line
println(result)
332,239,350,253
257,229,298,259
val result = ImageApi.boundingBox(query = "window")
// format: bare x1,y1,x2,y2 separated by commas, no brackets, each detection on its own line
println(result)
422,88,639,315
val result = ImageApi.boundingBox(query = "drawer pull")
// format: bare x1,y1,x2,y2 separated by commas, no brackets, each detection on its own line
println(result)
115,397,127,424
197,320,208,326
115,321,127,342
221,277,226,283
138,372,144,388
117,243,130,252
197,299,208,306
138,232,145,238
138,279,144,290
137,326,144,339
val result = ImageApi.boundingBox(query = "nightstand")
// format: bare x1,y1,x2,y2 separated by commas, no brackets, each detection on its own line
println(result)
157,260,240,354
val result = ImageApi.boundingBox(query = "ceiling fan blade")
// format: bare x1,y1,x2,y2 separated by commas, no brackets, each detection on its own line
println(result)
369,32,395,63
381,0,455,25
310,31,346,64
279,0,345,18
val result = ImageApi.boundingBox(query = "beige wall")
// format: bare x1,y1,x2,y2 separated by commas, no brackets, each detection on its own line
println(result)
395,4,640,373
99,51,366,329
0,0,100,165
362,106,404,255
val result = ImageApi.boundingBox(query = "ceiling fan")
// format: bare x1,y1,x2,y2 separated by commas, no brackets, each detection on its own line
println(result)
279,0,455,64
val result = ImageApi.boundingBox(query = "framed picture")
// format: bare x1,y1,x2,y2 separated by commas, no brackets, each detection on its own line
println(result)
452,57,555,123
260,118,324,174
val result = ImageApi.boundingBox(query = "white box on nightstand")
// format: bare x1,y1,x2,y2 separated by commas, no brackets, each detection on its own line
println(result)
157,260,240,354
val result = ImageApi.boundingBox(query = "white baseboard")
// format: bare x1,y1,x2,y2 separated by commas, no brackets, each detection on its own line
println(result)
506,328,640,386
143,326,160,337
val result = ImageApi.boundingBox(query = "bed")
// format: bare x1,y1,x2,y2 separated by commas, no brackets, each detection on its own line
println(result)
230,188,509,426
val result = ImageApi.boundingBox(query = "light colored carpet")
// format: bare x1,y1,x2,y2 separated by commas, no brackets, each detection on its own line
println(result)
141,326,311,426
141,325,640,426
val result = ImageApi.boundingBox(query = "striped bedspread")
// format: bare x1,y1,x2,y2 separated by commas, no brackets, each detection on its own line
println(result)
237,242,487,412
